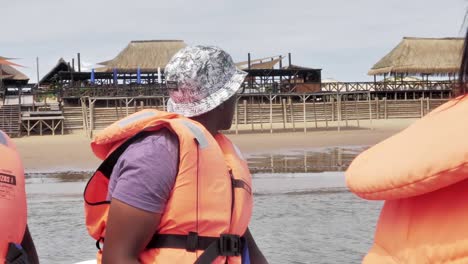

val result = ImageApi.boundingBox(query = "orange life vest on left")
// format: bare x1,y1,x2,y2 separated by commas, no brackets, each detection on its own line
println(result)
84,110,253,264
0,131,27,263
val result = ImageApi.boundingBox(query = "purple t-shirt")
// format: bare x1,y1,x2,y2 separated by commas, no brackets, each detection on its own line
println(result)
107,129,179,213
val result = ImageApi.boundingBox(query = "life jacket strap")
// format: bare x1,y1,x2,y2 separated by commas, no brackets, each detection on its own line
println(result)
146,233,244,264
5,243,30,264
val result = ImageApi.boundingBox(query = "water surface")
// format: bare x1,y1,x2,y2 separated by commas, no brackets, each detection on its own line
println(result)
25,146,381,264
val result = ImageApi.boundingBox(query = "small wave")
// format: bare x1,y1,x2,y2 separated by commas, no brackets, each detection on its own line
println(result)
25,171,92,184
254,187,349,196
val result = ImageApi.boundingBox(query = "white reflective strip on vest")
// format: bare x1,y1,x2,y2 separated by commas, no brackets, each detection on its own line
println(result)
180,120,208,149
233,143,245,161
118,111,158,128
0,132,7,146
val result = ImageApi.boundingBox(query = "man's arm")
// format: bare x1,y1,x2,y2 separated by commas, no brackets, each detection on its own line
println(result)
244,228,268,264
102,130,178,264
102,199,161,264
21,225,39,264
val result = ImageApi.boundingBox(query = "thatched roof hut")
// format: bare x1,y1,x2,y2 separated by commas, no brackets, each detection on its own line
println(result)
98,40,187,72
0,64,29,84
369,37,464,76
39,58,73,86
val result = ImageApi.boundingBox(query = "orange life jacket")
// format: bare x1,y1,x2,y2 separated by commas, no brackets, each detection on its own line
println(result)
346,95,468,263
84,110,253,264
0,131,27,263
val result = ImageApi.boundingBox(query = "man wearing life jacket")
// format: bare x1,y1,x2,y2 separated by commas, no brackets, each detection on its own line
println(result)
0,130,39,264
345,32,468,263
84,46,268,264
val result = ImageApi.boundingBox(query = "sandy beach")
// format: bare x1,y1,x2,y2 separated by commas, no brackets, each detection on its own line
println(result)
13,118,416,172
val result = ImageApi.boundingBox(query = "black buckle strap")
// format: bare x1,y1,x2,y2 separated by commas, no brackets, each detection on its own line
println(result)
194,234,243,264
146,233,244,264
219,234,242,256
146,233,218,251
6,243,30,264
186,231,199,252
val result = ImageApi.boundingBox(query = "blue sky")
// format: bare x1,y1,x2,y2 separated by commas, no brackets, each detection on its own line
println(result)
1,0,466,82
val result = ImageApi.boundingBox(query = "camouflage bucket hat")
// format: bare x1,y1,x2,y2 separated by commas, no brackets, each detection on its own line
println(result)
165,46,248,117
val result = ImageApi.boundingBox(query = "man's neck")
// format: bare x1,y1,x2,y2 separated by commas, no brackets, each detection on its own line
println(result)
190,115,219,137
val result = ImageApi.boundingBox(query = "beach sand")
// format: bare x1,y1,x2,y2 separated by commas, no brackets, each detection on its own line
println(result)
13,118,416,172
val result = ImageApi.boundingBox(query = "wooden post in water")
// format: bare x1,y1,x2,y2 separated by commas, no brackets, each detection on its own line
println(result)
269,95,273,133
250,97,254,131
243,100,247,125
313,96,318,128
270,154,274,173
125,98,129,116
324,97,329,128
368,92,373,129
331,97,335,122
302,95,307,133
259,97,263,132
375,97,379,119
383,97,387,119
354,97,360,127
289,97,295,132
235,97,239,134
337,94,341,132
80,97,88,135
140,101,144,111
426,97,430,113
304,151,308,173
282,98,287,129
420,97,424,117
343,95,348,127
89,98,95,138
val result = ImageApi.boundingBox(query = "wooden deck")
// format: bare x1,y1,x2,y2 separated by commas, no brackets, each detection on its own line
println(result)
21,111,65,136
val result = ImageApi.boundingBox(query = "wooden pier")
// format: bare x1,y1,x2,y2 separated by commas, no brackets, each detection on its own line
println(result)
21,111,64,136
64,92,449,137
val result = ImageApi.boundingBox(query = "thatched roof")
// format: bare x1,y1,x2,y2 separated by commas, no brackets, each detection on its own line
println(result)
236,55,283,70
0,64,29,81
98,40,187,71
282,64,317,70
238,58,282,70
39,58,73,85
369,37,464,76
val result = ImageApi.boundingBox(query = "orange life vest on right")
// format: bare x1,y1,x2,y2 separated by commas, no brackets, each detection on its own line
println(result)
84,110,253,264
0,130,27,263
346,95,468,263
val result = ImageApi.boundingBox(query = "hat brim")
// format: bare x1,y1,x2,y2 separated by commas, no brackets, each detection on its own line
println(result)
167,69,248,117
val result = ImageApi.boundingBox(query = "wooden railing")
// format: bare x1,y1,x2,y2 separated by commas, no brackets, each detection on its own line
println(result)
59,81,455,99
320,81,454,92
60,84,166,98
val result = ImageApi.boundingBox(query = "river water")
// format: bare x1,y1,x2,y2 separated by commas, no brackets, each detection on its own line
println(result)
25,146,382,264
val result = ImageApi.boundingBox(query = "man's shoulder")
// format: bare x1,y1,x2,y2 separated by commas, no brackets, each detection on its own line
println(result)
124,128,179,157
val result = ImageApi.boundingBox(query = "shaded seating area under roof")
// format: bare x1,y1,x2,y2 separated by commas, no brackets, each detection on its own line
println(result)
369,37,464,77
